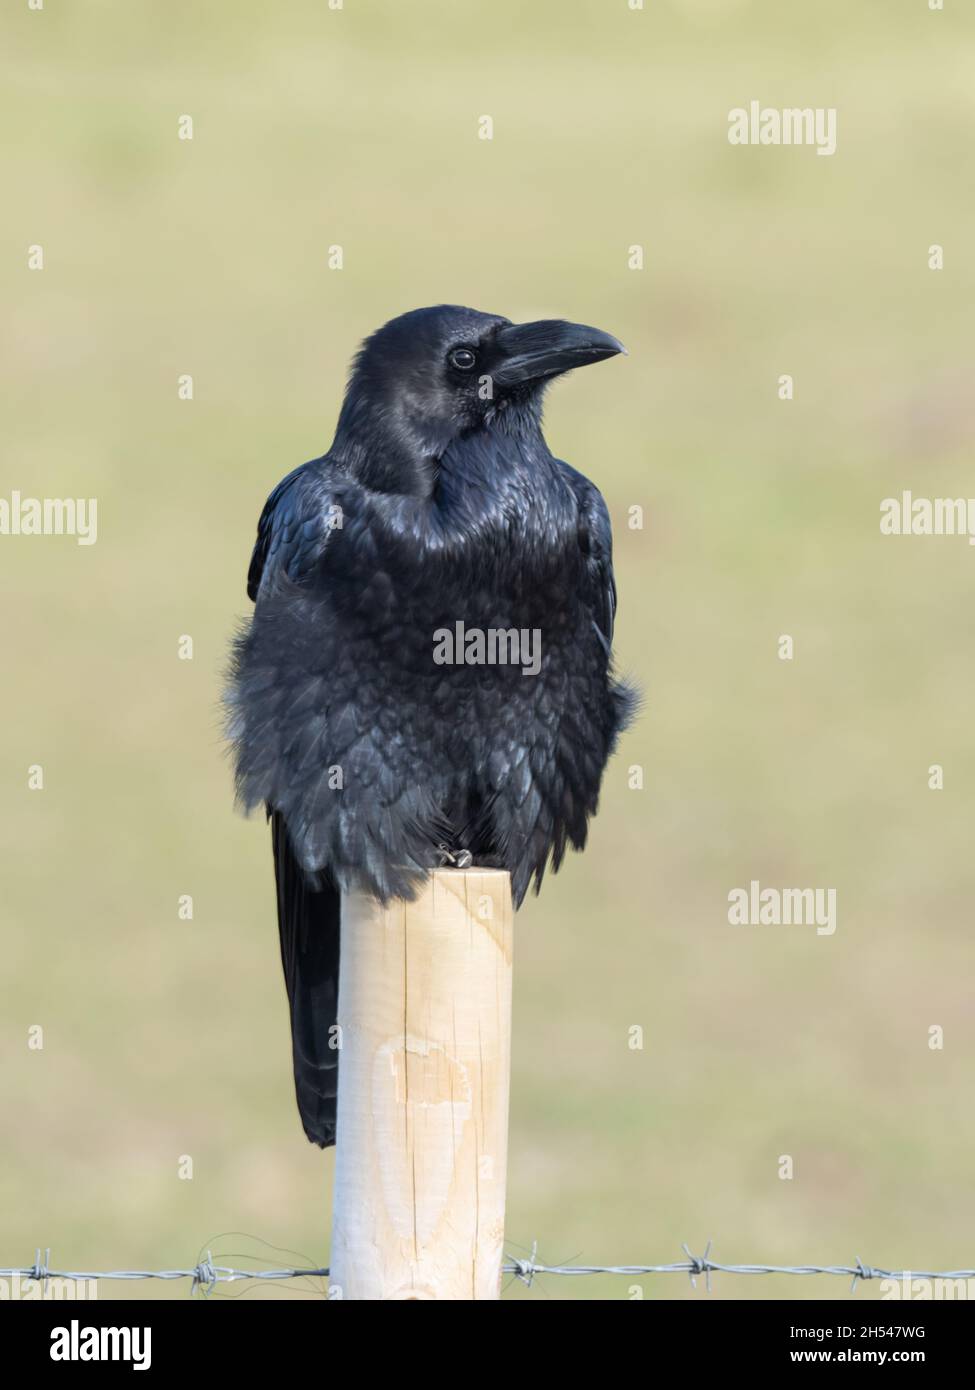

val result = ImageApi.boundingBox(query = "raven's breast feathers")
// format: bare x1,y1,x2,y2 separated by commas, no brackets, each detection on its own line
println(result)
227,442,635,908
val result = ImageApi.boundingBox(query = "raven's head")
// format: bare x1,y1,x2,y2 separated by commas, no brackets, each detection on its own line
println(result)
333,304,625,493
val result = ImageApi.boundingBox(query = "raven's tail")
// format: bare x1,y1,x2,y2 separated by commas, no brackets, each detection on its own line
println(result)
270,810,340,1147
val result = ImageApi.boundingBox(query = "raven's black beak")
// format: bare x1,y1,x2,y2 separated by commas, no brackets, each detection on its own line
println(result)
491,319,626,387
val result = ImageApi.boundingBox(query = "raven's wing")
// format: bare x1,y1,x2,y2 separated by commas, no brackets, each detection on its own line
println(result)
242,458,343,1147
470,460,631,905
561,465,637,752
246,459,334,602
556,459,619,655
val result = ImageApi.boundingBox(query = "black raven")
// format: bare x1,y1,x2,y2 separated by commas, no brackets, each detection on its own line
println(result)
227,305,635,1147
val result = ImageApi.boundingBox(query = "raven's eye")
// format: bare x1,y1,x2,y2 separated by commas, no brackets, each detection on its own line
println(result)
448,347,477,371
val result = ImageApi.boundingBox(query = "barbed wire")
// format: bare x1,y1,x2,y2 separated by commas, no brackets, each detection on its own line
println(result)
3,1241,974,1298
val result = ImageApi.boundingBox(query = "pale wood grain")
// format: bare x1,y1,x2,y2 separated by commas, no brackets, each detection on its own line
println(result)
330,868,514,1300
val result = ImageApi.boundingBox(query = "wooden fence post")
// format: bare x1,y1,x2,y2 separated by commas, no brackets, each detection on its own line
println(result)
329,867,514,1300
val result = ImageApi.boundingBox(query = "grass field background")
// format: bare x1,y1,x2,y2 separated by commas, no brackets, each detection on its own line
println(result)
2,0,973,1299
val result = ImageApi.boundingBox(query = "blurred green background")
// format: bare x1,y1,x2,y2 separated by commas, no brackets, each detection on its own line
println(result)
2,0,973,1301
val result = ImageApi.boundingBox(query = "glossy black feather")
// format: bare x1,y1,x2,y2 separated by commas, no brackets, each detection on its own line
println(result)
271,811,339,1146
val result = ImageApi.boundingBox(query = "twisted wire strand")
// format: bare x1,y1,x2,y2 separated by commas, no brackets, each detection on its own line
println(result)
3,1244,973,1298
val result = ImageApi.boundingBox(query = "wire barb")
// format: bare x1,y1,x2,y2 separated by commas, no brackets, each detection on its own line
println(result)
511,1240,539,1287
190,1254,218,1298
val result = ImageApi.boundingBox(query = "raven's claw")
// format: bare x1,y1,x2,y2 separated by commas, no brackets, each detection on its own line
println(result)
437,844,473,869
